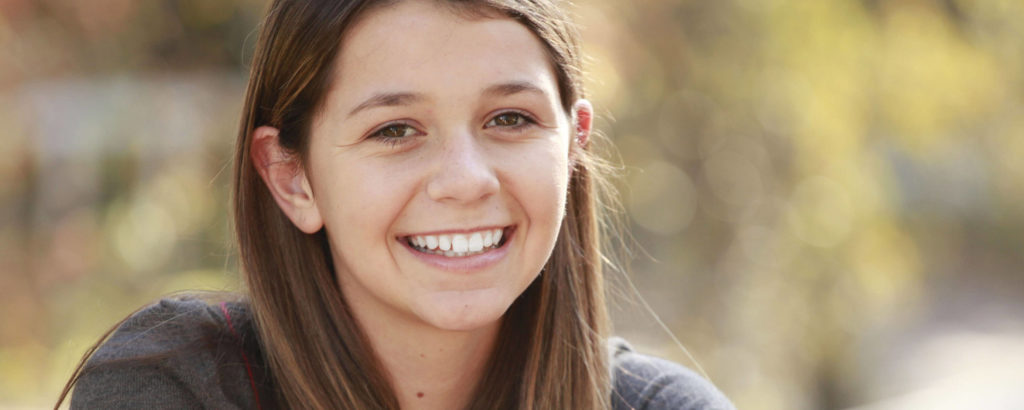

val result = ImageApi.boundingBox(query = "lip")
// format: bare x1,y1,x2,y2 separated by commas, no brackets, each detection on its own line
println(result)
398,225,516,273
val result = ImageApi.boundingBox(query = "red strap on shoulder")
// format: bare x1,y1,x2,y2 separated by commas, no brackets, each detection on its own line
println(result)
219,302,264,410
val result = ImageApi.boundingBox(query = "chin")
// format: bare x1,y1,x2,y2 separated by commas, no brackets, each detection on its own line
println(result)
414,288,514,332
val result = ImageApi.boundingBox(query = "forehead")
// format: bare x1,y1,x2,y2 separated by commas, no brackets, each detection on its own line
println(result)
327,0,558,105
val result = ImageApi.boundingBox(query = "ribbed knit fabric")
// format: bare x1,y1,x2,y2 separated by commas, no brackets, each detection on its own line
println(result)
608,337,735,410
71,297,734,409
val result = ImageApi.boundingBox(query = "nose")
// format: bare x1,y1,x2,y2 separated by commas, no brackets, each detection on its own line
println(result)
425,130,499,204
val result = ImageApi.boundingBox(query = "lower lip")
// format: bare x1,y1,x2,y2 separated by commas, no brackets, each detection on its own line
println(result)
399,227,515,273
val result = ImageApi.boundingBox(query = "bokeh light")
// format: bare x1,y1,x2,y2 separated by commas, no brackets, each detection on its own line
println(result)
2,0,1023,408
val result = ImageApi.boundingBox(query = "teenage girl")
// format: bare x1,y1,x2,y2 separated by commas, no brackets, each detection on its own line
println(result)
59,1,734,408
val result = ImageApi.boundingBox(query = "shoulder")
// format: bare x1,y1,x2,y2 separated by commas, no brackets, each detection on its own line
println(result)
609,337,736,410
71,295,264,409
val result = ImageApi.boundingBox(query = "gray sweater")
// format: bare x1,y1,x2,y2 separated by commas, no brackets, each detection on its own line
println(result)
71,297,735,409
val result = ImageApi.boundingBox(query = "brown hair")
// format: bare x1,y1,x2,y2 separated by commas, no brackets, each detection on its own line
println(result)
60,0,620,408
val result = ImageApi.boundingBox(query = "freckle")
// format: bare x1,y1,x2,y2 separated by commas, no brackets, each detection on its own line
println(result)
417,392,425,398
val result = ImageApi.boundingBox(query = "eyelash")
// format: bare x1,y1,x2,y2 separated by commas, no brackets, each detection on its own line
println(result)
366,111,537,148
368,121,419,148
485,111,537,130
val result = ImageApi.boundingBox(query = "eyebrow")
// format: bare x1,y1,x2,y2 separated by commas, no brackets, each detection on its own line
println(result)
347,92,425,118
482,81,550,99
346,81,550,118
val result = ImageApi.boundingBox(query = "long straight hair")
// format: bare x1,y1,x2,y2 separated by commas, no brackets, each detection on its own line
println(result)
60,0,619,408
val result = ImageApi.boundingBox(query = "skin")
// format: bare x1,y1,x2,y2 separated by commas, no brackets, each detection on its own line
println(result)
252,0,593,408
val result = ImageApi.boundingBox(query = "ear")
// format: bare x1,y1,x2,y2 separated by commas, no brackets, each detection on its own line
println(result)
250,126,324,234
571,99,593,148
570,99,593,163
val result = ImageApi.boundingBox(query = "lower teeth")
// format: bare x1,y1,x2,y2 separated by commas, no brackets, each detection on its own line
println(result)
413,245,498,257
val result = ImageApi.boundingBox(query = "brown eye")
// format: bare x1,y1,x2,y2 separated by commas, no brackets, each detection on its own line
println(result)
486,112,533,129
494,113,521,126
373,124,416,139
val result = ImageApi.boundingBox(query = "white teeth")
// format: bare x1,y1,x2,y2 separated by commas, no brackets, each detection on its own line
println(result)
468,233,483,252
405,227,508,257
451,235,468,252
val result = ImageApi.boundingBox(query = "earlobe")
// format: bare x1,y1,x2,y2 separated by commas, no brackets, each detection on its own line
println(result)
250,126,324,234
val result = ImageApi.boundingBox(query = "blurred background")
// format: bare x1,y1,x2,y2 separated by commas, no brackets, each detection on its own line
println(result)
2,0,1022,408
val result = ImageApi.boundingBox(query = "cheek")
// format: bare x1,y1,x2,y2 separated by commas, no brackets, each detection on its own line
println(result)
506,140,571,230
315,160,414,259
527,168,568,221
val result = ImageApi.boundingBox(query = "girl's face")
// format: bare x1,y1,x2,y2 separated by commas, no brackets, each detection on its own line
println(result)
296,0,586,332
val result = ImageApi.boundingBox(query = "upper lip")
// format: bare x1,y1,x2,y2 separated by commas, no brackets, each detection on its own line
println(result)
397,225,511,238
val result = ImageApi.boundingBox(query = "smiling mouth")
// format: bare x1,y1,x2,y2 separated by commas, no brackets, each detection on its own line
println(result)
402,226,513,257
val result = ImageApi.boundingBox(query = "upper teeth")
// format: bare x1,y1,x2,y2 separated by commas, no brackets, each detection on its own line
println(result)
408,228,505,256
